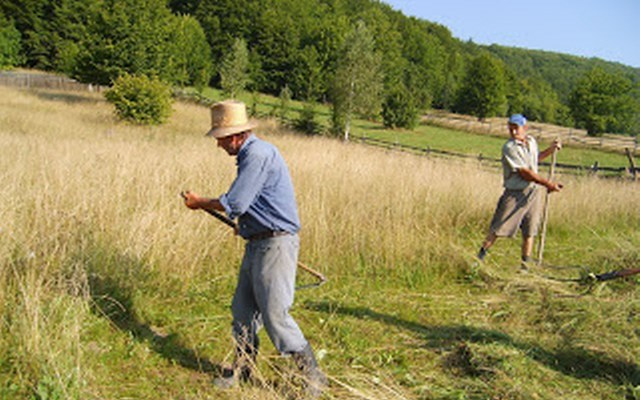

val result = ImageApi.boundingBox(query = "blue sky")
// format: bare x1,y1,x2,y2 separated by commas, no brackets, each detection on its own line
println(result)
382,0,640,68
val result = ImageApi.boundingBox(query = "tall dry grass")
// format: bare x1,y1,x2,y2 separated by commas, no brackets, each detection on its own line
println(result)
1,85,638,399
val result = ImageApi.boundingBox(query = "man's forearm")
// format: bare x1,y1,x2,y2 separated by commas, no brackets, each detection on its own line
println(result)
518,168,552,189
188,195,225,212
200,198,225,212
539,147,555,161
539,140,561,161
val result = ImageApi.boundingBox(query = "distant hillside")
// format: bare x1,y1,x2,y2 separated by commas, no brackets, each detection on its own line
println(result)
2,0,638,134
482,44,640,102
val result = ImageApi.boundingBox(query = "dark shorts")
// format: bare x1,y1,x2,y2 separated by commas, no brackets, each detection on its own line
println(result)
489,185,542,238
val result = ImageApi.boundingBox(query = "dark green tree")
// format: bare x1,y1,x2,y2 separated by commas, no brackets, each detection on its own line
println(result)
167,15,212,91
455,53,507,120
569,67,639,136
294,102,322,135
292,44,326,101
74,0,175,84
168,0,200,15
193,0,258,84
51,0,104,75
512,77,563,124
0,0,53,69
0,12,23,68
219,37,250,98
0,0,102,73
73,0,210,86
436,51,465,110
397,18,448,109
253,1,301,95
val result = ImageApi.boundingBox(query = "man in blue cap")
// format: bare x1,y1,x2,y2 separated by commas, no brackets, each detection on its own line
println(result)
477,114,563,267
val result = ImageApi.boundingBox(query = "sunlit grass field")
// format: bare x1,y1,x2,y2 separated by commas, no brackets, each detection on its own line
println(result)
1,85,639,399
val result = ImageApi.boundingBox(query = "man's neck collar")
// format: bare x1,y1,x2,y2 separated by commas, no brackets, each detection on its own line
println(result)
514,134,528,144
237,133,256,154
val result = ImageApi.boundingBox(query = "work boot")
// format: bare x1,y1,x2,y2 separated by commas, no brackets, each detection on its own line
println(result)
213,342,257,389
292,343,327,399
213,366,240,389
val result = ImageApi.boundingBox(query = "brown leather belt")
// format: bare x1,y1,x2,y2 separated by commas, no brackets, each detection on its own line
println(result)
247,230,290,241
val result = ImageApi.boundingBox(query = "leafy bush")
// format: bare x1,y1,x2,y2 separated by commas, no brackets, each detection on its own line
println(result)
382,85,419,130
105,74,172,125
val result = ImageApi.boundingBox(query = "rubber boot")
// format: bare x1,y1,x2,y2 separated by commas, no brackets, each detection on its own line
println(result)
292,343,327,399
213,341,258,389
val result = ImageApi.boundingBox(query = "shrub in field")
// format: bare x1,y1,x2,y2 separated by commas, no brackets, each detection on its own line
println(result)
382,84,419,130
105,74,172,125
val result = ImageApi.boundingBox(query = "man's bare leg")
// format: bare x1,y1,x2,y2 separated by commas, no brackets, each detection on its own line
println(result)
477,232,498,261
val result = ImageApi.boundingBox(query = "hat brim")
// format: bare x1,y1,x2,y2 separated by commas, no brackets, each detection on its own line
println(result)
205,121,257,138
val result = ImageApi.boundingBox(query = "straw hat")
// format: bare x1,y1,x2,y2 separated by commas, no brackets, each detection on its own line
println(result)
205,100,257,138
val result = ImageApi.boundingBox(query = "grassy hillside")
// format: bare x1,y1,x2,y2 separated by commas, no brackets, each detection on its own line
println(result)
195,86,633,170
1,86,639,399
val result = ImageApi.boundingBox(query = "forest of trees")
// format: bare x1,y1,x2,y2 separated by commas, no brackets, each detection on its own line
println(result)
1,0,639,135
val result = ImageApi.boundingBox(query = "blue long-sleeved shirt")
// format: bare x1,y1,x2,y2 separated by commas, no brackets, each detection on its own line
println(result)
219,135,300,239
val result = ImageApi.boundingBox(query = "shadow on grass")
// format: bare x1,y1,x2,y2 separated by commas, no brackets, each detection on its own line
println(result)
85,251,221,376
305,300,640,386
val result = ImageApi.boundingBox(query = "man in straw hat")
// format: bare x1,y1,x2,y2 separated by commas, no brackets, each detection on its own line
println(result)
476,114,563,268
182,100,326,396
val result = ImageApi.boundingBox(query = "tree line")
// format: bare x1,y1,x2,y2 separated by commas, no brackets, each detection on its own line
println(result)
1,0,638,135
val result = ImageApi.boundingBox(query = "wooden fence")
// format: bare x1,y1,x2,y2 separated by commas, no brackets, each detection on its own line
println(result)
355,135,639,181
422,112,639,156
0,71,104,92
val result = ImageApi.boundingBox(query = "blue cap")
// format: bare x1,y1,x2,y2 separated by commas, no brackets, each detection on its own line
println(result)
508,114,527,126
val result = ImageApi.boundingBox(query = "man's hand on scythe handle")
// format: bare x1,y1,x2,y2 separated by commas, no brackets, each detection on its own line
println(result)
180,191,327,287
181,190,236,229
537,139,561,266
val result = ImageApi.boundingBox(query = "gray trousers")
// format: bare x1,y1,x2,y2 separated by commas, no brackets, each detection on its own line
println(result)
231,234,308,355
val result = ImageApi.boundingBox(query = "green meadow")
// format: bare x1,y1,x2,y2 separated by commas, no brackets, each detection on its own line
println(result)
197,87,632,169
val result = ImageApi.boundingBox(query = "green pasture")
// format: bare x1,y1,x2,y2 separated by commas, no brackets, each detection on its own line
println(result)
197,87,632,170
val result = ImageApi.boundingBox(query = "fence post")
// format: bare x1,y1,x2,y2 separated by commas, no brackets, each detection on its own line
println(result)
590,161,599,176
625,148,638,181
568,128,573,145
